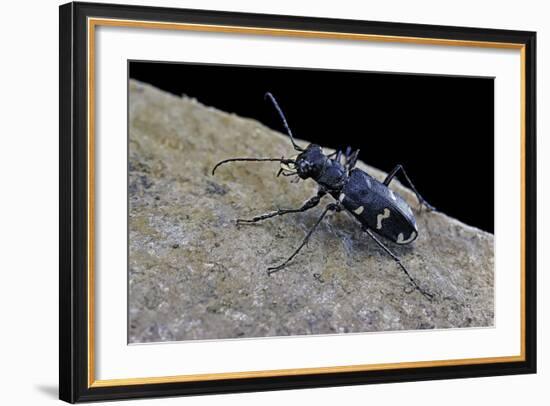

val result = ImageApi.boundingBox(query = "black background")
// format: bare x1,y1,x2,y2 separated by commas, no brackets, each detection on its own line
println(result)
130,61,494,233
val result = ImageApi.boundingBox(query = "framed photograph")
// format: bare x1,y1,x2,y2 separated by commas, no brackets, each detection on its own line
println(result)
59,1,536,403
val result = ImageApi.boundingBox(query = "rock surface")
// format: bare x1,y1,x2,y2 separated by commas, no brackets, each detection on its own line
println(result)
128,79,494,343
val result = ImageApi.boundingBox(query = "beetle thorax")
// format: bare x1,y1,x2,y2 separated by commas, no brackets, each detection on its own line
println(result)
295,144,348,191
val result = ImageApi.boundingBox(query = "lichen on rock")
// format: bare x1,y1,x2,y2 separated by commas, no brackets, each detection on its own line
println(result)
128,79,494,343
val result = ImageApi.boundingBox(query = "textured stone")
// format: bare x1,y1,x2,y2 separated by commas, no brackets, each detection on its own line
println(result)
128,79,494,343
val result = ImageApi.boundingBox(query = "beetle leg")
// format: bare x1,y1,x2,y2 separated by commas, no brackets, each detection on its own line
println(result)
334,150,343,164
345,146,352,160
267,202,341,274
363,228,434,301
236,190,326,225
345,149,360,171
383,164,436,211
328,149,343,164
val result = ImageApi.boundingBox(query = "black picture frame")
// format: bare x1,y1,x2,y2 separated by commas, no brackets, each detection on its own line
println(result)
59,1,536,403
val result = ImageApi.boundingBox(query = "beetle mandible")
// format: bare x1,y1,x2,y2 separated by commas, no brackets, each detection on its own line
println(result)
212,93,436,300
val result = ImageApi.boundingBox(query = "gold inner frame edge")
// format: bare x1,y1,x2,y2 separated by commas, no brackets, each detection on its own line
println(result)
86,17,527,388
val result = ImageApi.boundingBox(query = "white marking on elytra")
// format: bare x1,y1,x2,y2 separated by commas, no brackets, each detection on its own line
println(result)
366,178,371,188
376,208,391,230
397,231,417,244
339,193,346,202
354,206,364,215
389,190,397,201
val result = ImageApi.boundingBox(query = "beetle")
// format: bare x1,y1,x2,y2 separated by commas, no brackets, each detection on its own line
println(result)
212,93,436,300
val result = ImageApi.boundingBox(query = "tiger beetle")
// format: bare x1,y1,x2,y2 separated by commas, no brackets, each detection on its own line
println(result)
212,93,436,300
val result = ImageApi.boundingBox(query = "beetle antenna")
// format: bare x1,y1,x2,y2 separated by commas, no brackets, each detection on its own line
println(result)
265,92,304,152
212,157,295,175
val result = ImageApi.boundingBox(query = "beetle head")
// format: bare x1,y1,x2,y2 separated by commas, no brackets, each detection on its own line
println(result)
281,144,325,179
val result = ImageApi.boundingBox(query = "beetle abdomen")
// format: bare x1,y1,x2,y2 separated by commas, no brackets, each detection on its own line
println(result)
338,169,418,244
